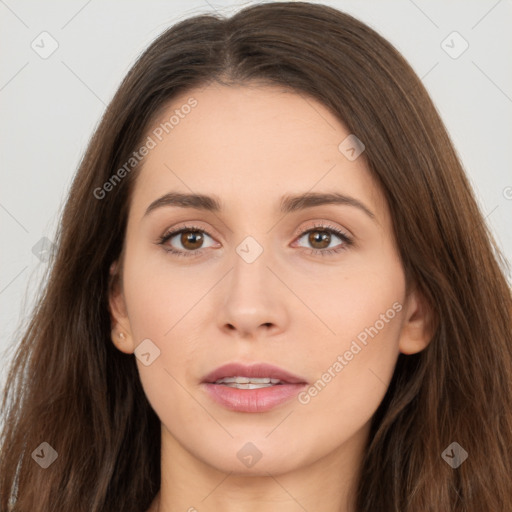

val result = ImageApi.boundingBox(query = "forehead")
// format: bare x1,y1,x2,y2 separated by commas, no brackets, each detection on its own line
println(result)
148,82,348,164
129,82,385,220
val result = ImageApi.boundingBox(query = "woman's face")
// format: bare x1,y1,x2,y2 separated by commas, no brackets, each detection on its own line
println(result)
110,82,429,477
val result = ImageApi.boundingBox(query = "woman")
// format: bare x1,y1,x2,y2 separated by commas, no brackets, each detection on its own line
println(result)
1,2,511,511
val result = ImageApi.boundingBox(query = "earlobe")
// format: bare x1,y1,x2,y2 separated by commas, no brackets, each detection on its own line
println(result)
108,260,135,354
398,288,435,355
110,328,135,354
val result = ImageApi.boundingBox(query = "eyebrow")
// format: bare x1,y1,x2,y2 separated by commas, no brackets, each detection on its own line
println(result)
144,191,375,219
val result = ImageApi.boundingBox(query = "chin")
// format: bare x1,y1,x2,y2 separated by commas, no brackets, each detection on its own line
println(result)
196,438,309,477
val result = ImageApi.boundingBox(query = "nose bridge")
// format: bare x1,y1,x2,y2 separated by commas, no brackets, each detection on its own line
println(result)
218,233,288,336
229,235,273,299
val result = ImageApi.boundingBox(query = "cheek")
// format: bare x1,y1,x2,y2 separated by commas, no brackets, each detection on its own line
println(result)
294,258,405,432
122,243,210,340
121,250,222,422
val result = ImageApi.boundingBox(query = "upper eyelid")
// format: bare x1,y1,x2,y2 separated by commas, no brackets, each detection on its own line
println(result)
292,222,351,239
161,223,216,241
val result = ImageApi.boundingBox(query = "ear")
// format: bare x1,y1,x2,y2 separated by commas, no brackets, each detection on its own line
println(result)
398,287,435,355
108,260,135,354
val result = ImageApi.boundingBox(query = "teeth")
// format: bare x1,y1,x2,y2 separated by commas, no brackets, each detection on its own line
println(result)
221,383,275,389
214,376,282,385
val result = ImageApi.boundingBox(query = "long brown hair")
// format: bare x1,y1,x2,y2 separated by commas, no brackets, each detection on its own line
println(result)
1,2,511,511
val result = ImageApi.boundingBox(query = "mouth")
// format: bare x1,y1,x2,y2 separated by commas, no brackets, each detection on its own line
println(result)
212,376,285,389
201,362,308,413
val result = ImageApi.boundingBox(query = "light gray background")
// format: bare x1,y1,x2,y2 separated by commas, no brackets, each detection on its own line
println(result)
1,0,511,393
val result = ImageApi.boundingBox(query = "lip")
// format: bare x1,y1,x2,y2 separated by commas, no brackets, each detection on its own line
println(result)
201,362,308,413
202,362,307,385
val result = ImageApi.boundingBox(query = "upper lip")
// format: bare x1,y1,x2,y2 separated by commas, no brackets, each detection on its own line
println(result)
202,362,308,384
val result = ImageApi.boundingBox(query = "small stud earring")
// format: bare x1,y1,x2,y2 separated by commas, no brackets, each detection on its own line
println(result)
118,332,126,340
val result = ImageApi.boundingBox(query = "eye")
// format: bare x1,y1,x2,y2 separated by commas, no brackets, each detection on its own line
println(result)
157,222,353,258
293,223,353,256
157,224,218,257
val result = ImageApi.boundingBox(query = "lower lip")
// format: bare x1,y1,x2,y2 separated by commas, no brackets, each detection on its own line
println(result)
202,383,307,413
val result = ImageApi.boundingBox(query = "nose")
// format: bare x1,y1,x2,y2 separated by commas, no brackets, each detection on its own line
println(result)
217,246,290,339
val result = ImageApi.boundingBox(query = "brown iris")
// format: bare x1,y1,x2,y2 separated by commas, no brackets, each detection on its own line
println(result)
308,230,331,249
181,230,204,250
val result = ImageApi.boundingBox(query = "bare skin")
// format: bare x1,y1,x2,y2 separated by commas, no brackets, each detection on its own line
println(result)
109,82,432,512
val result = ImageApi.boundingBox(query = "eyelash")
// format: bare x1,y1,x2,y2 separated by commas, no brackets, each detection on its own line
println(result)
157,223,353,258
